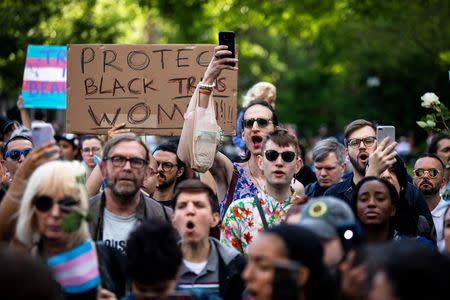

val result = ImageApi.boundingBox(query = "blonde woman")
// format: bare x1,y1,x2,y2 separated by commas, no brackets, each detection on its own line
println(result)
16,160,125,299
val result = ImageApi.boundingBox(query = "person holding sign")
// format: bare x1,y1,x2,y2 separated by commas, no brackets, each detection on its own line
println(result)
180,45,278,221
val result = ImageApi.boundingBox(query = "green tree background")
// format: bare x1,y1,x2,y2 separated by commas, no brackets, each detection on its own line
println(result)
1,0,449,146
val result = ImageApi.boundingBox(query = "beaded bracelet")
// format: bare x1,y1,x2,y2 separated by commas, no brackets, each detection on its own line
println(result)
198,81,216,90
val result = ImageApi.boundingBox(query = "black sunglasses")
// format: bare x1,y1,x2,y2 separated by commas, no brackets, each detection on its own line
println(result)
264,150,296,163
242,118,271,129
33,195,80,213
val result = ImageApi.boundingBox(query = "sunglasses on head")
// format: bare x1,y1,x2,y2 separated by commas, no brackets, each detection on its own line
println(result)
242,118,271,129
4,148,32,160
264,150,296,163
413,168,440,178
33,195,80,213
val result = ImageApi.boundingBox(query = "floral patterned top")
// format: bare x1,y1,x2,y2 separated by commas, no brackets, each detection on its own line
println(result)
219,163,259,220
220,186,298,255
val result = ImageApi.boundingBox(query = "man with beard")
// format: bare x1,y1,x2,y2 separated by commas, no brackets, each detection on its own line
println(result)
325,119,397,204
413,153,447,251
153,141,186,206
89,133,172,252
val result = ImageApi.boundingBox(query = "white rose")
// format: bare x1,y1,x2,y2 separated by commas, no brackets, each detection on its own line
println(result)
421,92,440,108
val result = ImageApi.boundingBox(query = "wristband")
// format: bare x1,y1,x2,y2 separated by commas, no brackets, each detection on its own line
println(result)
199,88,212,95
198,81,216,90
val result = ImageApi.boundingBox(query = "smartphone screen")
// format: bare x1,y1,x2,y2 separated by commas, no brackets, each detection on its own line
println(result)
336,222,365,257
31,123,55,148
272,261,301,300
218,31,235,66
376,126,395,148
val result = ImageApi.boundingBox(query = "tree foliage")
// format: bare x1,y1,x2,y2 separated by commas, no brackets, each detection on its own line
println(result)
1,0,449,139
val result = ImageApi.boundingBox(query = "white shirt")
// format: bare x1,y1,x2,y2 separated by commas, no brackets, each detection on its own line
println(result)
102,209,138,253
431,197,447,252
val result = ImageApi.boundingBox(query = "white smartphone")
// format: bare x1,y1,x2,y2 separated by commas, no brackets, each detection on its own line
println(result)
31,122,55,148
376,125,395,147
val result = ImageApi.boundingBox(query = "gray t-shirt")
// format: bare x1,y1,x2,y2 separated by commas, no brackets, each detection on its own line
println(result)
102,209,138,253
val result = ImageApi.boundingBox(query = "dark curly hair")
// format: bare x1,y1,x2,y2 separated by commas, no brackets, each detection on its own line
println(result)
125,220,181,285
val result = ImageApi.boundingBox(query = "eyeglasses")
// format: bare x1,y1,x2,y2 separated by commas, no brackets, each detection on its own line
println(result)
4,148,32,160
242,118,271,129
33,195,80,213
414,168,440,178
81,147,101,154
264,150,296,163
346,136,376,148
104,156,148,169
157,161,177,172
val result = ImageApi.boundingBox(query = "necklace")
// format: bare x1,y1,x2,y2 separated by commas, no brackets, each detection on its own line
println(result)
247,160,262,190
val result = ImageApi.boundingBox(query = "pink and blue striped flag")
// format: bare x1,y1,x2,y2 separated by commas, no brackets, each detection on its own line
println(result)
21,45,67,109
47,239,101,294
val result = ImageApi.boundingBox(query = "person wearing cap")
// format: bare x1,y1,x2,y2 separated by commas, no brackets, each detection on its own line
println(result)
57,133,80,161
3,127,33,180
298,196,355,271
0,115,20,142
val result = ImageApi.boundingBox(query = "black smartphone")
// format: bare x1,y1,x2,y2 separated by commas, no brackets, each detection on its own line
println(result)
218,31,235,66
336,222,365,257
272,260,301,300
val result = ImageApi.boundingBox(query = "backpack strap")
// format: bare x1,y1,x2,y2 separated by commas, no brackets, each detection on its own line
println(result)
254,196,269,230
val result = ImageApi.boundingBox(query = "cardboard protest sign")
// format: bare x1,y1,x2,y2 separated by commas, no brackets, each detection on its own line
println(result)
67,44,238,136
21,45,67,109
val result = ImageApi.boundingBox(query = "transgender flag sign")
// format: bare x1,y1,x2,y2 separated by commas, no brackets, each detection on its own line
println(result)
21,45,67,109
47,239,101,294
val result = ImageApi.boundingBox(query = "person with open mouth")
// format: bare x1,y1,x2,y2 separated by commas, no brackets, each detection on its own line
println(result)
179,45,279,222
325,119,398,205
171,179,246,300
220,129,303,255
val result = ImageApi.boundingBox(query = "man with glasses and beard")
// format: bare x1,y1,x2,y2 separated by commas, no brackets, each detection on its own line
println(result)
220,129,303,255
413,153,447,252
325,119,398,204
3,128,33,180
89,133,172,253
152,141,186,207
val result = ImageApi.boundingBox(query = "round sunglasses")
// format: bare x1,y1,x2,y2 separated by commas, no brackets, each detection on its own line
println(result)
33,195,80,213
264,150,296,163
4,148,32,160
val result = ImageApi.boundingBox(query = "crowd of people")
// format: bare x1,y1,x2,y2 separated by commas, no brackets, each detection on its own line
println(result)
0,45,449,300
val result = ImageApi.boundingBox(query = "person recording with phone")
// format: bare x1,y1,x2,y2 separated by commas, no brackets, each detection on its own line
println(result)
325,119,398,204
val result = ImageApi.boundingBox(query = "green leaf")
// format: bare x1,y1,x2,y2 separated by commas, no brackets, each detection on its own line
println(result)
426,120,436,127
61,213,83,233
416,121,428,128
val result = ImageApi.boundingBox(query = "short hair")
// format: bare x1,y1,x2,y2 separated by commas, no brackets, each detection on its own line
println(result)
312,137,346,164
261,128,299,156
428,134,450,154
351,177,399,232
171,179,219,213
153,140,185,170
241,99,279,128
102,133,149,161
242,82,276,107
415,153,445,173
3,127,32,153
343,119,376,141
16,160,90,249
125,219,182,285
367,240,450,300
0,245,59,299
80,134,104,148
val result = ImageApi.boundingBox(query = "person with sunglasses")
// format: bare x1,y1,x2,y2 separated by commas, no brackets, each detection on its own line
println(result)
3,128,33,180
152,141,186,207
180,45,278,222
220,129,303,255
14,160,126,299
413,153,447,252
325,119,397,205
